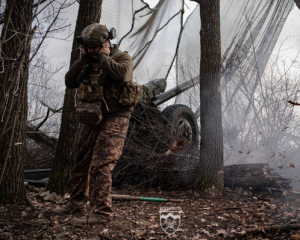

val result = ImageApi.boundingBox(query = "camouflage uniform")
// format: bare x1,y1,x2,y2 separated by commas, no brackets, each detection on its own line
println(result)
60,23,134,221
70,117,129,219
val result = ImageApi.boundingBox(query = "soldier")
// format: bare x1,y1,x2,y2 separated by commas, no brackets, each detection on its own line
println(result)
53,23,140,225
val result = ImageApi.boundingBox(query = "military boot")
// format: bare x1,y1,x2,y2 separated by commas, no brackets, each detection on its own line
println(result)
68,215,87,227
87,214,112,225
52,202,86,215
68,214,111,226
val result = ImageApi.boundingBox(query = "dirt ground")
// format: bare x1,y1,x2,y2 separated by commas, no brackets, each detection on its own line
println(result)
0,186,300,240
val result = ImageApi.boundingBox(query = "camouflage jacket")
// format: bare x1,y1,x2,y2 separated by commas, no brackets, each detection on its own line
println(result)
65,44,134,119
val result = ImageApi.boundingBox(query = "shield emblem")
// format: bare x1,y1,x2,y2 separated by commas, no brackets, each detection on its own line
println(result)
159,207,181,235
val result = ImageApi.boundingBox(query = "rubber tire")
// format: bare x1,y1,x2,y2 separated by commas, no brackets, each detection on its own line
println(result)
161,104,199,145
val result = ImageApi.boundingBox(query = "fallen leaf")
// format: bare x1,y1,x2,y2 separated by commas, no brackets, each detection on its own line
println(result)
216,229,227,237
200,229,212,237
100,229,108,234
270,204,277,210
166,140,184,156
283,211,292,217
292,209,299,217
64,193,70,199
291,234,300,240
239,217,246,225
191,234,202,240
211,222,219,227
53,220,59,227
149,224,159,229
287,163,295,168
277,164,284,169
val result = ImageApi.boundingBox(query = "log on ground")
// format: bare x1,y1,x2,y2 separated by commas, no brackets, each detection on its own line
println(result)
224,163,292,190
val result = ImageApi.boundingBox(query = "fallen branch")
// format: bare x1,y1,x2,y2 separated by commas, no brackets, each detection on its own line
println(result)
27,123,57,151
224,163,292,190
25,191,38,211
26,103,62,150
33,223,69,238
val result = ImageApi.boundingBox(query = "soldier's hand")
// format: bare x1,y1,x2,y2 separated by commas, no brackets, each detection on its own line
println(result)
99,41,110,56
81,47,87,54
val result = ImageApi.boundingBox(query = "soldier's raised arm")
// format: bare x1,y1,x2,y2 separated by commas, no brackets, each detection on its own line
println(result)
97,41,133,82
65,54,91,89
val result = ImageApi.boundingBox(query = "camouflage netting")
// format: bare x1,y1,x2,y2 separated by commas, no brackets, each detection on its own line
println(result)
176,0,294,111
100,0,184,84
2,0,297,188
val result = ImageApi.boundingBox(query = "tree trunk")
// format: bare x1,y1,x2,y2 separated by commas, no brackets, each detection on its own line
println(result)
295,0,300,9
47,0,103,195
197,0,224,191
0,0,33,204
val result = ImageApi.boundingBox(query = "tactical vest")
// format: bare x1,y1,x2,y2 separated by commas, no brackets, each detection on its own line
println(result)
75,62,106,125
75,52,143,125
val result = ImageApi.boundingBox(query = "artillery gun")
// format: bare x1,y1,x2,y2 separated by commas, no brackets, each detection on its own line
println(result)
129,77,200,146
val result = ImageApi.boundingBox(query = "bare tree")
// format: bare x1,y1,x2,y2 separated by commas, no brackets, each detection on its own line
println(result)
294,0,300,9
222,49,300,165
0,0,74,204
47,0,104,195
0,0,34,204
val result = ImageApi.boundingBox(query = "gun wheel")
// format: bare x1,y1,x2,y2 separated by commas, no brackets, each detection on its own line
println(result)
161,104,199,145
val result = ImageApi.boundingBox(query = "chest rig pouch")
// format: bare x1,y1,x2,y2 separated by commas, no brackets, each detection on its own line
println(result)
119,81,143,109
105,79,143,110
104,50,143,110
76,63,107,125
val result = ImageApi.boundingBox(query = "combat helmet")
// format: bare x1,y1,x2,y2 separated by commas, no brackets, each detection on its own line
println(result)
76,23,116,47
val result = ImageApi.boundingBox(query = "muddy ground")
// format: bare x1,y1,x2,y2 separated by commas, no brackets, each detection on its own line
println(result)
1,185,300,240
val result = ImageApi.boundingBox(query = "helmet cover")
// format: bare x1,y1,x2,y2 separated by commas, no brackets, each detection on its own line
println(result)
81,23,109,47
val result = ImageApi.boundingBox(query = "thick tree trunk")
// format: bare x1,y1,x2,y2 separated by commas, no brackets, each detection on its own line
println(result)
0,0,33,204
197,0,224,191
47,0,103,195
295,0,300,9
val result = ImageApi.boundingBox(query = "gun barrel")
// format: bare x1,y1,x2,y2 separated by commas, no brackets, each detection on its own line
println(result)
152,76,200,106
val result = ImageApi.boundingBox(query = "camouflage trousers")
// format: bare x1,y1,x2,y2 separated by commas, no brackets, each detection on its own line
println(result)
70,116,129,219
